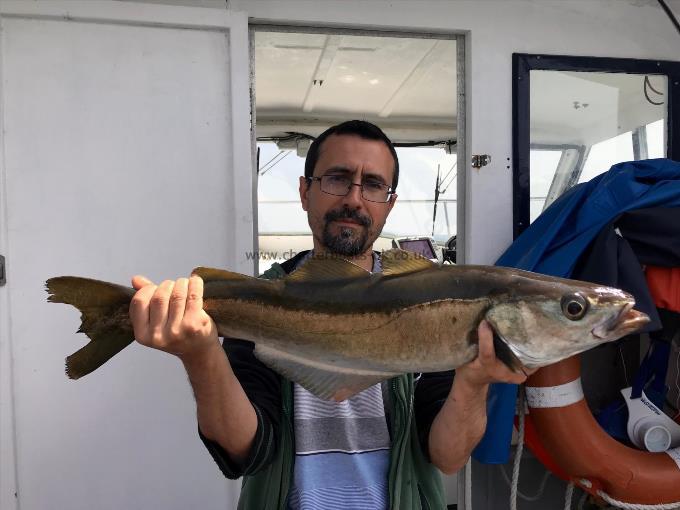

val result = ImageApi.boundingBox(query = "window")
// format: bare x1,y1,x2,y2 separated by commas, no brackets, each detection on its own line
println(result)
513,54,680,236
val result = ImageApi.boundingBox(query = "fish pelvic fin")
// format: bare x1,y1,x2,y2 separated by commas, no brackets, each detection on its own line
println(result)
46,276,135,379
253,344,398,401
380,248,437,276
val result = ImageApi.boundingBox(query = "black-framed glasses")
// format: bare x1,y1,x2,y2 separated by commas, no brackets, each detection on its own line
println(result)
307,175,393,203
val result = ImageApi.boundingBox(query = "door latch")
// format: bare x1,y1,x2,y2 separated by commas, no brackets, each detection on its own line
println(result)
0,254,5,286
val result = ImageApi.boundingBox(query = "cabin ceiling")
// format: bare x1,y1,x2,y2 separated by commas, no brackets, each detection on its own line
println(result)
255,30,669,148
254,31,458,144
531,71,667,146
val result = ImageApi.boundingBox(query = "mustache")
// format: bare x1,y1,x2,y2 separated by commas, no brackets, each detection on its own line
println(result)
324,208,372,227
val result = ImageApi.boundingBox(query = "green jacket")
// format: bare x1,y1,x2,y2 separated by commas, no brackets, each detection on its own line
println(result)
203,260,449,510
237,373,447,510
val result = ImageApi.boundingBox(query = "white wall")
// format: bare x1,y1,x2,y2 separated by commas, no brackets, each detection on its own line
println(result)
231,0,680,264
0,2,252,510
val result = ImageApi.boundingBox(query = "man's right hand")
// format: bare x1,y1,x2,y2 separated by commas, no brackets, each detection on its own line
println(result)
130,275,257,463
129,274,219,359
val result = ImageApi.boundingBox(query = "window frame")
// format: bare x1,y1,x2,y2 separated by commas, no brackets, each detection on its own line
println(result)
512,53,680,238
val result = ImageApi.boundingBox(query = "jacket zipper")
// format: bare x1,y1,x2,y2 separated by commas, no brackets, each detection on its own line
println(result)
282,381,294,510
417,484,431,510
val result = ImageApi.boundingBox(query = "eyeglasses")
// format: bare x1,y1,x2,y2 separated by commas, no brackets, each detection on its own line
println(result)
307,175,393,203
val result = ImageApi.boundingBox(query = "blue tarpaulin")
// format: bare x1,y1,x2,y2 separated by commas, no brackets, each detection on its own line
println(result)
472,158,680,464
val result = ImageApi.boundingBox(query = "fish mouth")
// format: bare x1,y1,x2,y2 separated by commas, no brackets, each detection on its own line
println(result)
592,303,650,339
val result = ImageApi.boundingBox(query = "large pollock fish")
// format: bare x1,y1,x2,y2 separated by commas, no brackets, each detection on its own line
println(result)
46,249,649,401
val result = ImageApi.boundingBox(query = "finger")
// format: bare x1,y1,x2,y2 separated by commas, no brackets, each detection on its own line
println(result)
132,275,154,290
149,280,175,334
496,361,530,384
185,275,204,316
129,283,157,343
512,366,537,381
507,372,528,385
477,321,496,364
166,278,189,336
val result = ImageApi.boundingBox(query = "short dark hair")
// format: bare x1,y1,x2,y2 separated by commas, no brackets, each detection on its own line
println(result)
304,120,399,192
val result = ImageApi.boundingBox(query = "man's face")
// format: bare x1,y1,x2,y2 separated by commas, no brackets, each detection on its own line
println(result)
299,134,397,258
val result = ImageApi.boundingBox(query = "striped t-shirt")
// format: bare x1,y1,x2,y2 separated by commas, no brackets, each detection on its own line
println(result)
288,253,390,510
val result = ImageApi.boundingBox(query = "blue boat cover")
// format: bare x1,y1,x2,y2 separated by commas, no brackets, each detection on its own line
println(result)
472,158,680,464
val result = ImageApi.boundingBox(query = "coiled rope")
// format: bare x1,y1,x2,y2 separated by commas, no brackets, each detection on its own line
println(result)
593,488,680,510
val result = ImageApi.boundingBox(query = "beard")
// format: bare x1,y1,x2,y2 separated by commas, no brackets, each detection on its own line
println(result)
322,208,372,257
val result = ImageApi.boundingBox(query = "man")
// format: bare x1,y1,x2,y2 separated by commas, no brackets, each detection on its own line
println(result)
129,120,530,509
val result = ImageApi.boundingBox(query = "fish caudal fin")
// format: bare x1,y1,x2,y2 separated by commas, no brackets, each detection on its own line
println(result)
46,276,136,379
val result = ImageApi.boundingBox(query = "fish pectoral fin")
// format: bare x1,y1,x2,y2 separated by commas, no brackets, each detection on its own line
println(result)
380,248,437,276
285,255,370,283
191,267,253,282
254,345,398,401
491,332,524,373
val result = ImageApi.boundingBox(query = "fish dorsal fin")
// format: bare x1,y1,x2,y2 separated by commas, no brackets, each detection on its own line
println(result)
286,255,370,283
191,267,252,282
380,248,437,276
254,345,398,401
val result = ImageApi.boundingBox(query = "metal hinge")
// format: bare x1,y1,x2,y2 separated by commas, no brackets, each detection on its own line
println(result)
471,154,491,169
0,254,5,286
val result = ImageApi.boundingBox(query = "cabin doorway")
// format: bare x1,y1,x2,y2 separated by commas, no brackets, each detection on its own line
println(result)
251,26,463,273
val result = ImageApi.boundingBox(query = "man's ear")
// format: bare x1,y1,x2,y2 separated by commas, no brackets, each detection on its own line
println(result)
299,176,309,211
387,193,397,215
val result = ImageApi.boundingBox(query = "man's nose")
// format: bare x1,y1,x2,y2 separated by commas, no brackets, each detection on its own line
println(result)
342,181,364,207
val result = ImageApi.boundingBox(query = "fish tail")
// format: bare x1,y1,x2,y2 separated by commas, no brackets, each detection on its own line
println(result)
46,276,136,379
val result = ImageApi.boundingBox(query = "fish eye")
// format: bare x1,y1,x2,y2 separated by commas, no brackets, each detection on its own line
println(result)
561,293,589,321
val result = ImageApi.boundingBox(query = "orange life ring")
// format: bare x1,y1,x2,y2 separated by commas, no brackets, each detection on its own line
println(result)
525,355,680,506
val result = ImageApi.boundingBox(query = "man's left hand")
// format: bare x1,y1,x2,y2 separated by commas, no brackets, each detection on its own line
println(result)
454,320,537,390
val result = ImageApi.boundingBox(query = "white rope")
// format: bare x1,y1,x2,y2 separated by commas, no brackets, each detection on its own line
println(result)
498,465,551,502
503,385,553,504
595,489,680,510
564,482,575,510
510,385,526,510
